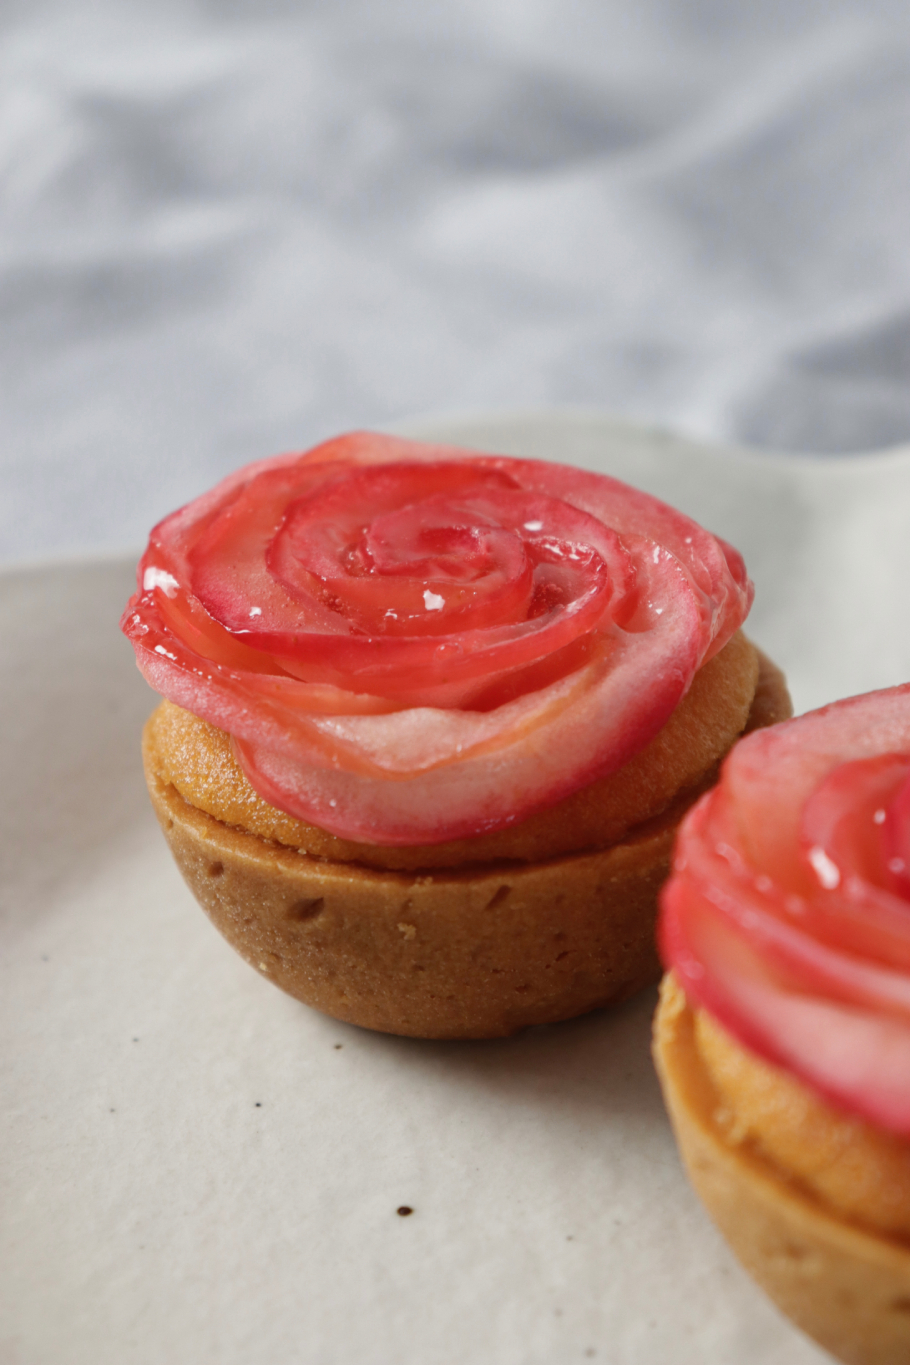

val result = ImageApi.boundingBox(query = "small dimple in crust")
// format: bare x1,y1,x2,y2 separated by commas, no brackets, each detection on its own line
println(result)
485,885,511,911
287,897,324,921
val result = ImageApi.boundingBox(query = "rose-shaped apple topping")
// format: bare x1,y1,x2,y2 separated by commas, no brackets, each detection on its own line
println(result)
122,432,751,845
660,685,910,1136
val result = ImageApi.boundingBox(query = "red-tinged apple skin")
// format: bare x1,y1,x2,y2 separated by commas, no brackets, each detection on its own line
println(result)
122,432,752,846
659,683,910,1138
800,754,910,894
884,768,910,900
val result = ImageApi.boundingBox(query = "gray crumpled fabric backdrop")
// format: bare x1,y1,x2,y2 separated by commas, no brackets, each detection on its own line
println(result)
3,0,910,563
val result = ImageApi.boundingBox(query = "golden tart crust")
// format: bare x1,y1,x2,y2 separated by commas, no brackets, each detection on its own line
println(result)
693,1003,910,1241
143,635,790,1039
653,973,910,1365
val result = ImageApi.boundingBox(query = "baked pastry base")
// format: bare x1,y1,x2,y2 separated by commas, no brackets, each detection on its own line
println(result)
148,763,681,1038
143,642,788,1040
653,973,910,1365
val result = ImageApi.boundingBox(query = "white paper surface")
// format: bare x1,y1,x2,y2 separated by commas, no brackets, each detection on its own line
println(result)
7,411,907,1365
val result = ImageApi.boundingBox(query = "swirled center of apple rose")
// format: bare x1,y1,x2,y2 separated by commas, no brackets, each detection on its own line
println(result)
121,431,752,844
661,684,910,1136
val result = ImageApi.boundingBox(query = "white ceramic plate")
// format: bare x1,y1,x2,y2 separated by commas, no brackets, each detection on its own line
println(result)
4,412,909,1365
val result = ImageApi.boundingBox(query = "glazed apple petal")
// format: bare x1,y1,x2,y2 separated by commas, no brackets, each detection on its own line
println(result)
800,753,910,893
884,769,910,898
660,682,910,1139
721,685,910,892
122,594,400,737
123,432,753,844
187,463,348,638
663,880,910,1136
487,457,752,657
269,463,528,630
297,545,693,778
232,553,704,842
125,575,606,719
676,843,910,1023
249,564,613,698
192,461,630,696
677,787,910,971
